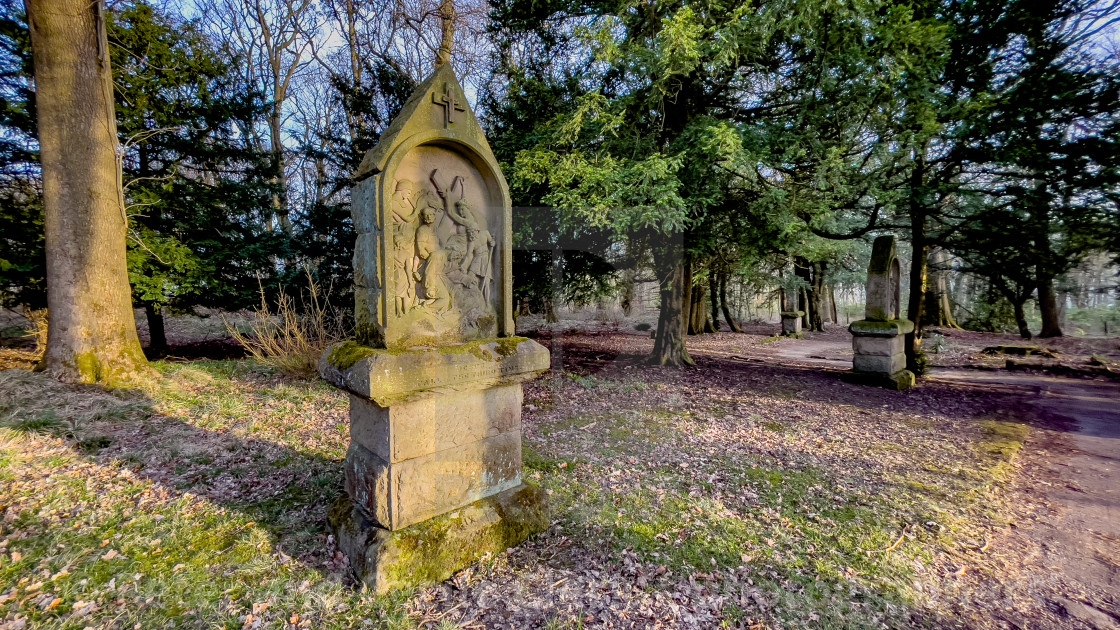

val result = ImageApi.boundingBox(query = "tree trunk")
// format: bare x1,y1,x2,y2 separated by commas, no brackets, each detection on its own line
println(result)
1037,275,1063,337
719,271,742,333
28,0,149,383
269,110,291,239
794,257,812,328
828,285,839,324
702,289,716,333
620,270,634,316
651,248,693,366
435,0,456,67
547,246,562,324
688,285,699,334
808,261,826,332
708,272,721,331
144,303,169,358
688,284,707,334
1012,297,1032,340
923,248,960,328
906,156,928,374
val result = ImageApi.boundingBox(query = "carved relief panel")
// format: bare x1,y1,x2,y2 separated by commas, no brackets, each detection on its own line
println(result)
351,64,513,349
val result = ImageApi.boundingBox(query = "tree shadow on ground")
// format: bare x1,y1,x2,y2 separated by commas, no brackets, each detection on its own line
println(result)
532,328,1094,438
0,367,348,578
0,337,1076,629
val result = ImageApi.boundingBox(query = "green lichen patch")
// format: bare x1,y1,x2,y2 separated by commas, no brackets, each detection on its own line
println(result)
328,337,534,371
370,484,548,592
437,337,532,361
849,319,914,337
326,341,381,370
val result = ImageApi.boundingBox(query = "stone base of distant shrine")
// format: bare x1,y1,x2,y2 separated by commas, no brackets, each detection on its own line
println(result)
847,319,915,391
328,483,548,594
780,311,805,337
320,337,550,592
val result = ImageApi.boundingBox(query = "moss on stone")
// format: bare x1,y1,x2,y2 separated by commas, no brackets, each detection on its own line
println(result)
331,337,534,371
327,341,381,370
435,337,531,361
494,337,525,357
331,484,549,594
380,483,547,591
355,324,385,348
849,319,914,337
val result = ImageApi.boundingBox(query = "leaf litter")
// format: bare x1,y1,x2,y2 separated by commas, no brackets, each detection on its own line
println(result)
0,328,1073,629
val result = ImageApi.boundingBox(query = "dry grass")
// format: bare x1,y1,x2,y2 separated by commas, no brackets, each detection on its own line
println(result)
0,329,1051,629
0,308,46,370
22,308,47,362
226,272,349,378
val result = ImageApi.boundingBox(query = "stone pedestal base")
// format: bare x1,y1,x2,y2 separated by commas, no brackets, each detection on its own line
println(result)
320,337,550,592
849,319,915,391
780,311,804,336
329,483,549,594
842,369,915,391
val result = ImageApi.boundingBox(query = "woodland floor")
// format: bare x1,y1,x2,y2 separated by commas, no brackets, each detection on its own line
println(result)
0,317,1118,629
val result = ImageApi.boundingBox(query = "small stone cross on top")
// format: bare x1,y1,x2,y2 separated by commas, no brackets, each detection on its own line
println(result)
432,83,466,128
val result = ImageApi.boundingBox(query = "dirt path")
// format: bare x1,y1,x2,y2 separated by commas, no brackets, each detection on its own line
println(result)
750,333,1120,628
929,370,1120,629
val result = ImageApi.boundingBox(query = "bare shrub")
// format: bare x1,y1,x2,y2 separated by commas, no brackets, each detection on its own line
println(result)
0,308,48,370
23,308,48,361
226,271,349,377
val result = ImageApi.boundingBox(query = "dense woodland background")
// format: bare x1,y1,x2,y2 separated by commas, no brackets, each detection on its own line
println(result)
1,0,1118,367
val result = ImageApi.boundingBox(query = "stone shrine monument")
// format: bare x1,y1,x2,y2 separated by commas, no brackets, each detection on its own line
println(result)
780,291,804,337
320,63,550,593
848,235,915,390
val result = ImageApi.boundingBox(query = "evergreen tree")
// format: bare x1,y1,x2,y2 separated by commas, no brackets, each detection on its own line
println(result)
108,1,281,354
0,1,44,308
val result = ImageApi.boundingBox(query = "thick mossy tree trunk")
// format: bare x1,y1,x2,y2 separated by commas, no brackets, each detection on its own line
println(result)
719,271,742,333
28,0,149,383
1037,275,1063,338
144,303,170,358
651,248,694,366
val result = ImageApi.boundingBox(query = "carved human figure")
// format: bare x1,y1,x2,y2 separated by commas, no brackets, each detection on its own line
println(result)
462,222,495,299
440,186,493,296
415,206,440,263
391,180,421,316
418,248,453,315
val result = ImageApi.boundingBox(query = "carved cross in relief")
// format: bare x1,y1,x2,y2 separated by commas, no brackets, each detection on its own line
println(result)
432,83,466,128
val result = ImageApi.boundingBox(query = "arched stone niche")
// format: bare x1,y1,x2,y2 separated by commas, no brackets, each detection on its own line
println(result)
865,235,901,322
350,64,513,349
